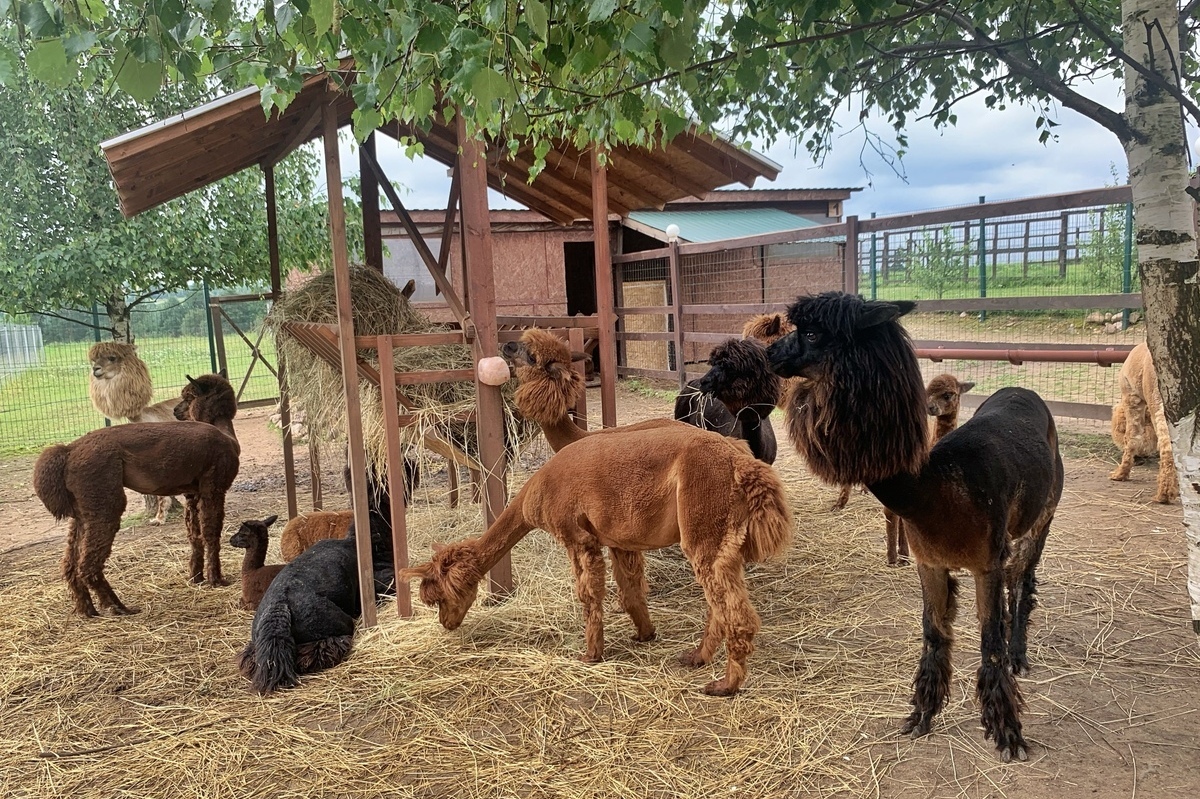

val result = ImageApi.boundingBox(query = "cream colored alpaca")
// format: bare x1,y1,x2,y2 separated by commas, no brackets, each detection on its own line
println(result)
1109,342,1177,503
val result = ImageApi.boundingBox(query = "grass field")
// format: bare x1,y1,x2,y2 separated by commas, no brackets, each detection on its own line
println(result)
0,335,279,455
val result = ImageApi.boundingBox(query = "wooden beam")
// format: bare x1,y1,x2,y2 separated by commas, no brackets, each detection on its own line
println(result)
264,96,325,168
322,94,378,628
377,337,412,618
360,132,384,271
458,116,513,597
667,238,686,391
591,147,618,427
436,164,462,288
568,327,589,430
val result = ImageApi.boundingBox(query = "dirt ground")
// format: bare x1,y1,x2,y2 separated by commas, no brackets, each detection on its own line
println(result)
1,386,1197,798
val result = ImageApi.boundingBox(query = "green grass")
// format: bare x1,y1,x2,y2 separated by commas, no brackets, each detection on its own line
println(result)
0,334,279,455
866,258,1136,301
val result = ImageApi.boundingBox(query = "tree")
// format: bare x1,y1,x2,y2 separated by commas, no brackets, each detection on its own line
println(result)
908,226,971,300
2,0,1198,626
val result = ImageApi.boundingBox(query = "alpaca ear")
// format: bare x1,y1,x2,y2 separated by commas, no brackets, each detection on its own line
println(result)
858,300,914,329
569,351,589,363
400,279,416,299
959,381,976,394
263,514,279,528
219,367,229,379
186,374,198,386
767,315,782,335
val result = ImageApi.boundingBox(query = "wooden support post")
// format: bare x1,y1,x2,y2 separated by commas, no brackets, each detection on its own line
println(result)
377,337,412,617
667,238,686,391
843,215,860,295
323,94,377,627
360,132,384,272
457,117,512,597
590,148,618,428
310,443,323,509
1058,211,1070,278
569,327,588,429
265,164,297,519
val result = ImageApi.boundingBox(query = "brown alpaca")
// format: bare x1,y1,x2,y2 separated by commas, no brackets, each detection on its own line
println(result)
401,424,793,696
500,328,681,452
229,515,283,610
88,341,188,524
1109,342,1177,503
742,313,859,509
883,374,975,566
767,293,1063,762
280,510,354,561
33,373,241,616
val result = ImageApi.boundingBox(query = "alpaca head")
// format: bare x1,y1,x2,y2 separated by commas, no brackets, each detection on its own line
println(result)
229,515,279,548
766,292,929,485
87,341,154,420
925,374,974,419
741,313,794,346
399,542,485,630
693,338,780,416
501,329,584,425
88,341,139,380
175,369,236,422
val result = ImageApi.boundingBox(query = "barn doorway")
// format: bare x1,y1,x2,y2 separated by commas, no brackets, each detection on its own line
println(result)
563,242,597,316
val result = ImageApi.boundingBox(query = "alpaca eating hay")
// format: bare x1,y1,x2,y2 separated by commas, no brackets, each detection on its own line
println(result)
1109,342,1177,503
401,423,793,696
766,292,1063,762
33,373,241,616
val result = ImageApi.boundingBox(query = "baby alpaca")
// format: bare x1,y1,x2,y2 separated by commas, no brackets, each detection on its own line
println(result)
229,515,283,610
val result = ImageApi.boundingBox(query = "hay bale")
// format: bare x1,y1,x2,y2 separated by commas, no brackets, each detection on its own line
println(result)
265,265,537,481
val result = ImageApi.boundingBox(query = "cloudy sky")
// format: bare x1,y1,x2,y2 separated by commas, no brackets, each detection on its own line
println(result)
340,77,1194,220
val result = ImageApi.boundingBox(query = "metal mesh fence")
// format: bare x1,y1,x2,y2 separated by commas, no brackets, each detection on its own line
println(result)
0,287,278,455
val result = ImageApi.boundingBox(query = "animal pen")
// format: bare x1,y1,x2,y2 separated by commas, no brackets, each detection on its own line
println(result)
614,184,1143,421
98,66,780,628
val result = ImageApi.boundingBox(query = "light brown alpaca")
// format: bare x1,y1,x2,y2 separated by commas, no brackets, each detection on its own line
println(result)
88,341,187,524
742,313,859,509
1109,342,1178,503
883,374,975,566
401,423,793,696
33,373,241,616
279,510,353,561
500,328,681,451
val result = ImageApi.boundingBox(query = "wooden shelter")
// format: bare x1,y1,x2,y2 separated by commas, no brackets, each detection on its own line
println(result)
99,69,781,626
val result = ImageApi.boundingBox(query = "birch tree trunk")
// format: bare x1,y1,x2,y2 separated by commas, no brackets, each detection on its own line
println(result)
105,291,133,344
1122,0,1200,635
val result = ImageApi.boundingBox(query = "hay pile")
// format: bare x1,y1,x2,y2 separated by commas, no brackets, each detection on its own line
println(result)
266,266,538,480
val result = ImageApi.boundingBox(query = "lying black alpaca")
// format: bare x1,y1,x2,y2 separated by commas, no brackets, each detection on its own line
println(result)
237,469,396,695
674,337,780,464
766,292,1063,763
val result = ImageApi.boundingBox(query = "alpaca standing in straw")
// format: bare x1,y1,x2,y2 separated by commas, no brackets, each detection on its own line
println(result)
767,293,1062,762
87,341,190,524
402,422,792,696
1109,342,1177,503
34,373,241,615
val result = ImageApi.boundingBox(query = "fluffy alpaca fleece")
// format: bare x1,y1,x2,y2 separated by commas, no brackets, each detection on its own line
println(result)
236,510,396,695
675,337,780,464
402,423,793,696
33,373,241,616
1109,342,1177,503
501,328,683,452
767,292,1063,763
229,515,283,611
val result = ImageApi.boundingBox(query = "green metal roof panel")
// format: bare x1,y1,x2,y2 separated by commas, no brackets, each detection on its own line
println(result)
626,208,818,243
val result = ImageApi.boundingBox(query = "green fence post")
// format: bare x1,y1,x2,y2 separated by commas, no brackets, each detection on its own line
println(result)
202,278,218,373
91,303,110,427
1122,201,1134,328
977,195,987,321
869,212,878,300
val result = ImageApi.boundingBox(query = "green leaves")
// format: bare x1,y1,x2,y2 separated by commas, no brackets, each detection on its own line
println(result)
113,46,163,102
310,0,335,38
470,66,510,111
27,39,73,88
0,45,17,86
525,0,548,41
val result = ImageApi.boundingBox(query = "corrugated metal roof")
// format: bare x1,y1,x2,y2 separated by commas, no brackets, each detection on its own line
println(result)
626,208,818,243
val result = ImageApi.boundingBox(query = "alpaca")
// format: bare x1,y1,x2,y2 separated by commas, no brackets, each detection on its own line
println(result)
87,341,191,524
401,422,792,696
1109,342,1178,503
236,508,396,695
229,515,283,611
766,292,1063,762
500,328,683,452
742,313,857,508
674,338,780,464
33,373,241,616
883,374,976,566
279,462,413,561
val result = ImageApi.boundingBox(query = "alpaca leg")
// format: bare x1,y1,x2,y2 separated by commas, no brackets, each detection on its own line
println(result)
677,547,724,669
610,549,656,642
185,497,204,583
296,635,356,674
198,494,229,587
1006,516,1051,676
976,567,1027,762
677,608,718,668
78,516,136,615
832,484,852,510
62,519,97,616
1109,393,1146,481
698,553,760,697
902,564,958,738
151,495,171,525
897,522,910,564
566,543,607,663
1151,402,1179,503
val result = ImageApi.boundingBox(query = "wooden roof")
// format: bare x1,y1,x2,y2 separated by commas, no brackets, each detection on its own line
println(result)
100,72,782,224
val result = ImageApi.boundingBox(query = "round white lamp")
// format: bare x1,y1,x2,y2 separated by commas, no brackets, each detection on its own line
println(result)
477,356,511,386
665,223,680,243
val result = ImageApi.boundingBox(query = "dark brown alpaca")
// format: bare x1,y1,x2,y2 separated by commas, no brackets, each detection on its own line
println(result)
229,515,283,611
33,373,241,616
767,293,1062,763
401,423,793,696
884,373,975,566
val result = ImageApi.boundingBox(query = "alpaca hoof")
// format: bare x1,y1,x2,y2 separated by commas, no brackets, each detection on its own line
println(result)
109,605,140,616
701,679,739,697
901,715,930,738
1010,654,1030,676
579,652,604,664
1153,492,1177,504
677,649,709,668
205,576,231,588
1108,470,1128,482
632,629,657,643
148,517,165,526
999,743,1029,764
76,606,100,617
189,573,205,584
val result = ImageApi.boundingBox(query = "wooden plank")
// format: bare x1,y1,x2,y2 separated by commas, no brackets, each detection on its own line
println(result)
679,222,849,255
323,96,377,628
843,216,859,295
591,147,618,428
263,97,324,168
497,327,600,343
916,346,1128,366
352,331,466,348
496,314,600,328
667,238,686,391
913,339,1137,353
616,365,678,380
275,349,298,519
616,305,675,315
394,368,477,386
459,118,512,597
612,247,672,264
264,165,282,297
959,394,1113,422
680,303,789,315
617,331,676,341
377,337,412,618
360,133,384,271
436,165,461,289
857,186,1132,234
569,327,588,430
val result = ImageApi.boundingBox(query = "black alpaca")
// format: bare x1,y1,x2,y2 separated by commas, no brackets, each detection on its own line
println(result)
674,337,780,464
766,292,1063,763
236,471,396,695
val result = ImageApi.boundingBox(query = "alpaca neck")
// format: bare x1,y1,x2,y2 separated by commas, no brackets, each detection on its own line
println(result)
538,416,588,452
867,470,931,520
470,485,538,573
933,414,958,442
242,537,267,572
